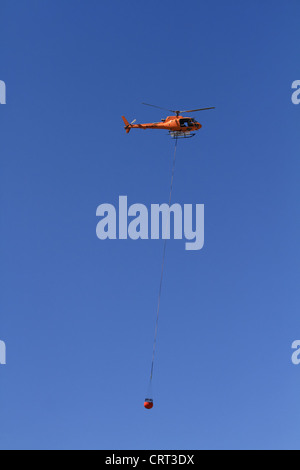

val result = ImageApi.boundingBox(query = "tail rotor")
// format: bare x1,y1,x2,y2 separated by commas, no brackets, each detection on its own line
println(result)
122,116,136,134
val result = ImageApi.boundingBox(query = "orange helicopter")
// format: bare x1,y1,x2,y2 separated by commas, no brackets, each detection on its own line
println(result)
122,103,215,139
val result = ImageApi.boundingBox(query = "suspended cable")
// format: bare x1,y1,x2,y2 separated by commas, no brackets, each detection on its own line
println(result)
149,138,178,384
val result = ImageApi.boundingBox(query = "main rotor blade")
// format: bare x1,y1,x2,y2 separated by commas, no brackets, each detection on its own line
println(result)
142,102,175,113
142,103,216,115
180,107,216,113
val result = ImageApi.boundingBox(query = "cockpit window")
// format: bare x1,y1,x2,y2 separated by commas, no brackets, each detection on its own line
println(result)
180,118,191,128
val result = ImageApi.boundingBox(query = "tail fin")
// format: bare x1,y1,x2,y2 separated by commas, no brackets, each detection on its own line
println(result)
122,116,131,134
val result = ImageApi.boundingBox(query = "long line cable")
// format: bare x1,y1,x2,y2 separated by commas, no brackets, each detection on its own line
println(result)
149,138,178,383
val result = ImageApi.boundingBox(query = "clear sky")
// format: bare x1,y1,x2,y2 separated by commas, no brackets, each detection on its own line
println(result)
1,0,300,450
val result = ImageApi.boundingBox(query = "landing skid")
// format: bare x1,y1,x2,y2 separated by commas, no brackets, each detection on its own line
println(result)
169,131,196,139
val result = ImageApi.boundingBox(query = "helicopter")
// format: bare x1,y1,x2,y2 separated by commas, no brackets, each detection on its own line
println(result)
122,103,215,139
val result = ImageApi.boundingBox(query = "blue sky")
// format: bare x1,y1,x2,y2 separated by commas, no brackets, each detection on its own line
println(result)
0,0,300,450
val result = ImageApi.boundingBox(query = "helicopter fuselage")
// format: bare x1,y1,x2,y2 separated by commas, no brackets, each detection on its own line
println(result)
123,115,202,134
